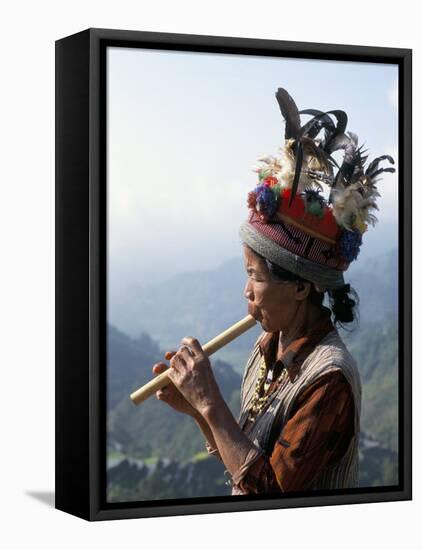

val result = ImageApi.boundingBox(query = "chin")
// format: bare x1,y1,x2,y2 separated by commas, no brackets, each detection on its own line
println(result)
261,319,281,333
259,318,270,332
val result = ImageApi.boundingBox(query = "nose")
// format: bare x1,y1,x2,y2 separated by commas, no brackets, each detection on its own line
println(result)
244,279,253,301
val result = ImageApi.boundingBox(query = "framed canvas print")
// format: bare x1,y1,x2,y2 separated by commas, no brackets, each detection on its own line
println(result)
55,27,412,521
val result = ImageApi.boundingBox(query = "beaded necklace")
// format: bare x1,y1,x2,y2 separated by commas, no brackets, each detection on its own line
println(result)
247,355,288,423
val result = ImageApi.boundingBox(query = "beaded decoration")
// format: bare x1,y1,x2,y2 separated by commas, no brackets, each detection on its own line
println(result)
247,356,288,423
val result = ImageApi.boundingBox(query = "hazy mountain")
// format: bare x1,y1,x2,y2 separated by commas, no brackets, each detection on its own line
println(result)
110,256,256,348
346,247,398,323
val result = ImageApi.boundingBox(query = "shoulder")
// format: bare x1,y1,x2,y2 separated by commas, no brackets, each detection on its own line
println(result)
303,329,360,384
297,328,362,410
308,328,357,367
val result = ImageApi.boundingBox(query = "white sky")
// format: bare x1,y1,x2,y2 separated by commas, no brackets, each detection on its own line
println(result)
107,47,398,295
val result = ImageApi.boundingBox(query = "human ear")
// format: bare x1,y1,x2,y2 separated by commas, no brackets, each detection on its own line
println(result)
296,281,311,301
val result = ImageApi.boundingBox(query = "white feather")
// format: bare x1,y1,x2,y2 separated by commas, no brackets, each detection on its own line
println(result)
331,179,380,231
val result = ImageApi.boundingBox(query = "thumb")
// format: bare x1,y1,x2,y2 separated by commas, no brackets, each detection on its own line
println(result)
152,362,168,374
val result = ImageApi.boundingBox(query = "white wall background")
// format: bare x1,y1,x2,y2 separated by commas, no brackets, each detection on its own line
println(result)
0,1,419,548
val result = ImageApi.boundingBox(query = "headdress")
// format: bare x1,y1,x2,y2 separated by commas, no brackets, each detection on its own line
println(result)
239,88,395,290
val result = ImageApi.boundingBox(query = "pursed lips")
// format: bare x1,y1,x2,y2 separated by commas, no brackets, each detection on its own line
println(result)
248,303,262,321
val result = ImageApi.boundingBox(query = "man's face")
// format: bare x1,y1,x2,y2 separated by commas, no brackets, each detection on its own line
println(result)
242,245,301,333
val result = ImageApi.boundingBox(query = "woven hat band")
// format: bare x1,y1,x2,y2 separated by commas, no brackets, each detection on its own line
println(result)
247,210,349,271
239,218,345,290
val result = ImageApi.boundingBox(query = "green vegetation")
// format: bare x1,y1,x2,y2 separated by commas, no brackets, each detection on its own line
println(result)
341,319,399,452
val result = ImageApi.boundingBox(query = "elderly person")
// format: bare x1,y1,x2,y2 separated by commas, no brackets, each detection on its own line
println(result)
152,88,394,494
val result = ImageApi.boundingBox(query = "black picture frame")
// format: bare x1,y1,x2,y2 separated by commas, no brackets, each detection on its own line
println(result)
55,27,412,521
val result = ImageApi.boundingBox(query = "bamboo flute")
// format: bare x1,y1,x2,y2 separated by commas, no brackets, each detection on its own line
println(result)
129,314,257,405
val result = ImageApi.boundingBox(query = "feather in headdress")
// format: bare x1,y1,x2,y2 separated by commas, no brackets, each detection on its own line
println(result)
248,87,396,253
330,181,380,232
275,89,339,206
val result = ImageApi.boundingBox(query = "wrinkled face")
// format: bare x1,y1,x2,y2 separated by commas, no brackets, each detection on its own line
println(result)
242,245,303,333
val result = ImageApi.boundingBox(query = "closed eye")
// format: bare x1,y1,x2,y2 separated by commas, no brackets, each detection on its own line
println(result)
246,271,267,283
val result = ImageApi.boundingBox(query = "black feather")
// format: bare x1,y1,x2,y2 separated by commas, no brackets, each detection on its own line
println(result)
327,155,340,169
275,88,301,140
326,110,348,135
289,141,303,207
349,145,368,183
300,109,348,155
299,109,324,116
320,110,348,154
325,133,352,156
369,167,396,179
333,135,358,187
347,131,359,148
365,155,395,177
299,109,335,140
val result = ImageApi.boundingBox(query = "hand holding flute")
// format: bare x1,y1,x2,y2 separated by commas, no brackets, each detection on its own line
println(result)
153,351,199,418
130,314,257,406
154,336,225,418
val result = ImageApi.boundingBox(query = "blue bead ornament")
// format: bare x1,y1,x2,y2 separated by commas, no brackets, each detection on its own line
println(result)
255,184,278,220
340,229,363,262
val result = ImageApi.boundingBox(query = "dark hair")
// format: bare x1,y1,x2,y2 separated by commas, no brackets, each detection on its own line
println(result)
244,244,359,329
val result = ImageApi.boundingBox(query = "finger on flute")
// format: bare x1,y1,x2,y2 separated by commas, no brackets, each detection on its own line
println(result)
130,314,257,405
